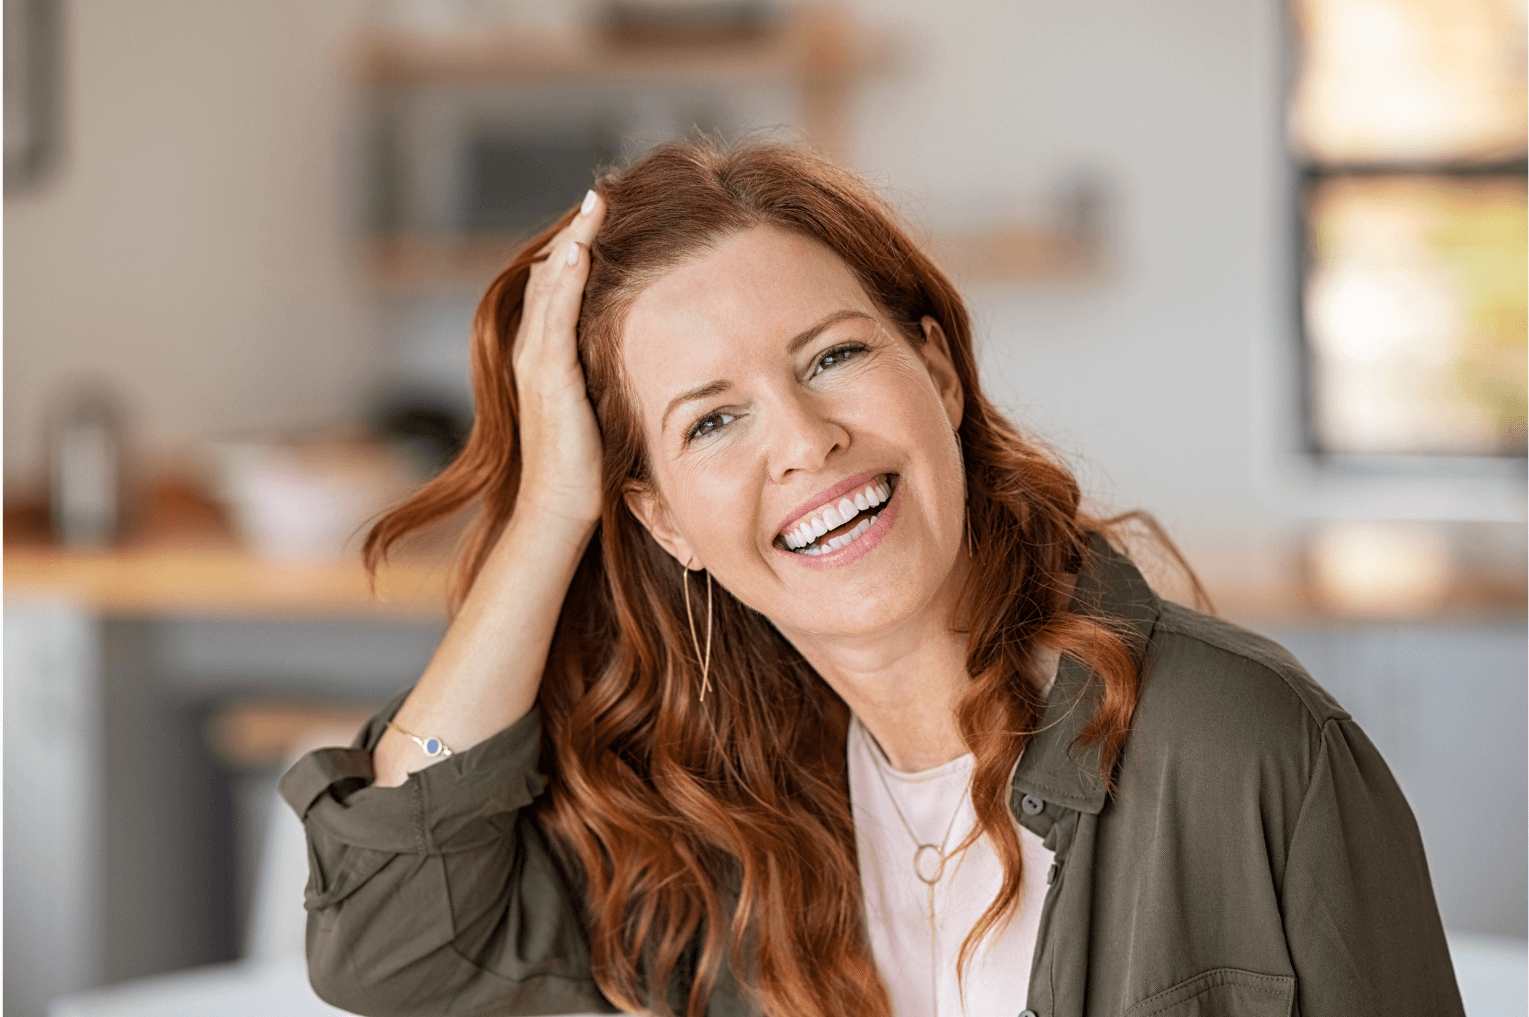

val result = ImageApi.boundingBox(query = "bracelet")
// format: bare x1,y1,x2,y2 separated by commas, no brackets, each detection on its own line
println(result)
386,720,453,758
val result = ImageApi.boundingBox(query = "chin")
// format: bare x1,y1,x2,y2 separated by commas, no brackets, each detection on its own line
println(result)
777,558,956,640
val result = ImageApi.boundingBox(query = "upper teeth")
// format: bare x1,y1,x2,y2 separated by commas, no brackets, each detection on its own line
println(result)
782,478,892,551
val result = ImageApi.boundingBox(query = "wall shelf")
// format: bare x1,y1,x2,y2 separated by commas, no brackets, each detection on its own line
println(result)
351,10,899,162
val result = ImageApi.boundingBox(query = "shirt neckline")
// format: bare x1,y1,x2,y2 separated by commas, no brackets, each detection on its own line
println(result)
849,715,975,783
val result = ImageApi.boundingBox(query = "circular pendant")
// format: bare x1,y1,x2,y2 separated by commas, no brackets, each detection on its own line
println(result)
914,844,945,885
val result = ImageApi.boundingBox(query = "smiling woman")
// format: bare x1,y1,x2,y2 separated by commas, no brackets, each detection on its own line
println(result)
279,141,1464,1017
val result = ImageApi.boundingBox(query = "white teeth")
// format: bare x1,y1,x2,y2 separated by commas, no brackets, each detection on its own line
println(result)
778,475,896,554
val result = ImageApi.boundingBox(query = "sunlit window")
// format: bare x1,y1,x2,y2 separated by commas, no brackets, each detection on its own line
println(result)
1290,0,1527,459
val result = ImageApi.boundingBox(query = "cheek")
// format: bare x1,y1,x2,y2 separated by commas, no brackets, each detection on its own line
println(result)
665,457,764,560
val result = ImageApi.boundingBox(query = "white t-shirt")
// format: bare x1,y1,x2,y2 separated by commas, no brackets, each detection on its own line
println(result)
847,654,1058,1017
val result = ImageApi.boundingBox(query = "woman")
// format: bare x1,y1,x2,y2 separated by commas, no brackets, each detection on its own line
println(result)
281,140,1463,1017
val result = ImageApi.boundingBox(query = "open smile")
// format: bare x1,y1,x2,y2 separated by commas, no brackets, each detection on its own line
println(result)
775,473,898,557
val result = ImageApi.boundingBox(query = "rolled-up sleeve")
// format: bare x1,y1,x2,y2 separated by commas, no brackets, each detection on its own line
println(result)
280,688,617,1017
1280,717,1465,1017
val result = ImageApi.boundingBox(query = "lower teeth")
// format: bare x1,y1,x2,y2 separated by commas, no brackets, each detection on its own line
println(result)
798,513,878,555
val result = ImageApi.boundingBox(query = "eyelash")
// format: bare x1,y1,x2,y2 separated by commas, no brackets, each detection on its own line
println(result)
683,342,870,444
686,410,736,443
811,342,868,375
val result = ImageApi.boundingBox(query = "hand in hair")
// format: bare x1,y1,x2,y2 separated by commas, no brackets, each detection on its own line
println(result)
368,190,607,788
513,189,608,527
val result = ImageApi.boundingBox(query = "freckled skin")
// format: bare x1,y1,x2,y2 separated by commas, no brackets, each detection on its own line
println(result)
621,226,970,666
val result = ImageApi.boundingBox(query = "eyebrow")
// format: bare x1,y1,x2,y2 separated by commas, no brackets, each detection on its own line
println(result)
659,309,876,435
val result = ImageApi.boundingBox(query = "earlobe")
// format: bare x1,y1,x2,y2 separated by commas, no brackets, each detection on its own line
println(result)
920,315,965,430
622,482,698,569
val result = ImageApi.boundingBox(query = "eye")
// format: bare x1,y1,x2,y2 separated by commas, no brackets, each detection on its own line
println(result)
811,342,868,376
686,410,736,444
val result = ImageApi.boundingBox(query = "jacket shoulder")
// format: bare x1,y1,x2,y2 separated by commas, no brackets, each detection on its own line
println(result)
1117,601,1351,785
1150,601,1349,728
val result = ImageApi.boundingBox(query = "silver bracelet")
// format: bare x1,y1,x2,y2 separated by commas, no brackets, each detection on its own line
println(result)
386,720,453,758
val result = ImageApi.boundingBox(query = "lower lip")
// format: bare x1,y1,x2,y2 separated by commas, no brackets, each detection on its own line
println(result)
775,482,901,570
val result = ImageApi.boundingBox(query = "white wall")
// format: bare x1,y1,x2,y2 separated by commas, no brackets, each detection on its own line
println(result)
4,0,375,491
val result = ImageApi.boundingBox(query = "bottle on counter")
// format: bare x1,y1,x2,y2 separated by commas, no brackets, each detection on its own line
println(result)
48,385,129,549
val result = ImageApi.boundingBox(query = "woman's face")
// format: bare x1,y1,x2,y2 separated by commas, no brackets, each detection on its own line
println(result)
621,226,967,643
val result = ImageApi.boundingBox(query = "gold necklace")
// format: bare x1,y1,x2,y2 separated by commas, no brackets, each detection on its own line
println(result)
856,721,973,1011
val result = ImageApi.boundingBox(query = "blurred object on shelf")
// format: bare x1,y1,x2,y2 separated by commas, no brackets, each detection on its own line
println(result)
209,434,421,561
370,389,471,477
598,0,783,45
206,701,380,768
47,382,132,550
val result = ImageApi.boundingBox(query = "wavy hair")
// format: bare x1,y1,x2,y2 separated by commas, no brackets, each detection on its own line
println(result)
364,139,1157,1017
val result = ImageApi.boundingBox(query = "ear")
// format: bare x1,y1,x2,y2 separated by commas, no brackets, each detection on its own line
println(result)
919,315,965,431
623,481,700,569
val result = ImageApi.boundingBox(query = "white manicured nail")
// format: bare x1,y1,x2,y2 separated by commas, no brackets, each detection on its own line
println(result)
580,189,597,215
565,241,580,265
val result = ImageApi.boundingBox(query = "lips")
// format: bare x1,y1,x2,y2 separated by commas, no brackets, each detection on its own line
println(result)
775,473,897,557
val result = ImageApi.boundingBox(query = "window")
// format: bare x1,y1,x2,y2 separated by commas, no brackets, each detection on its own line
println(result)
1290,0,1527,461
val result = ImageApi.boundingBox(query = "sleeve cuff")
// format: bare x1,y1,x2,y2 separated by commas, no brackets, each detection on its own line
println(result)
280,687,549,854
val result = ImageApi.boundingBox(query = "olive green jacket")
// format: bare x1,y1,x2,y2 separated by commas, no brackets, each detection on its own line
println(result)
281,546,1465,1016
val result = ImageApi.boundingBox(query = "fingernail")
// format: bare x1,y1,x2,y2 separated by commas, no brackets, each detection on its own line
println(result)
580,189,597,215
565,241,580,265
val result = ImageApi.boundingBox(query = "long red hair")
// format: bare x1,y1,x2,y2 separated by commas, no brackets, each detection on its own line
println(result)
365,139,1149,1016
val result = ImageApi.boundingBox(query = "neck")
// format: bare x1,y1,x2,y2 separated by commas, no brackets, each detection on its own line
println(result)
782,555,972,772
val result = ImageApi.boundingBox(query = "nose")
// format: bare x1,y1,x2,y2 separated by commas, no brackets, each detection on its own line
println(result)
767,388,849,484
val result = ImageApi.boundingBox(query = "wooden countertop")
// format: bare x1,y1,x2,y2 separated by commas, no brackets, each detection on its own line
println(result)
4,541,451,619
6,487,1521,626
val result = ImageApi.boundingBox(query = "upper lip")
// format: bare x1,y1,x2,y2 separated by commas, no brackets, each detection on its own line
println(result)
774,469,891,540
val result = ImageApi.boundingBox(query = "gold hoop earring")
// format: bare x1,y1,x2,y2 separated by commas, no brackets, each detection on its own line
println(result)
681,560,713,701
966,500,975,558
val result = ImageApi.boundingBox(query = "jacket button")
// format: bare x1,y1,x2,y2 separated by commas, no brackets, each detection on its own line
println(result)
1020,794,1045,815
1020,1010,1038,1017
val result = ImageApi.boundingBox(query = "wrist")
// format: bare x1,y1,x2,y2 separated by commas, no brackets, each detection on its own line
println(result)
507,496,601,550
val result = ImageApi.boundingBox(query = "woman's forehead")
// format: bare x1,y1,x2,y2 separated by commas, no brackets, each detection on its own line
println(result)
619,227,878,414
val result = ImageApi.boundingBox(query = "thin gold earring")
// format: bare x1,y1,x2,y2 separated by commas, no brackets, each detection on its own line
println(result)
966,501,975,558
681,560,714,700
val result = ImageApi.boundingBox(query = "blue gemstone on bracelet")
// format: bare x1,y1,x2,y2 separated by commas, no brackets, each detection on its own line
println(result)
424,737,442,756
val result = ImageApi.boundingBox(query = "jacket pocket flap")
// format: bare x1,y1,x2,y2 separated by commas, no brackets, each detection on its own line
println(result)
1123,968,1295,1017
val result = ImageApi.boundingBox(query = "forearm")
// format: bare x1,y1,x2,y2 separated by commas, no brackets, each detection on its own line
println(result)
373,508,595,787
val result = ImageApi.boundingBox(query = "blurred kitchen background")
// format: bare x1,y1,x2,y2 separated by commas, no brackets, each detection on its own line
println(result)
4,0,1525,1014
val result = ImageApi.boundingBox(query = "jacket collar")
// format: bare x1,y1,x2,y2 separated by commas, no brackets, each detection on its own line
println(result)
1010,534,1160,816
